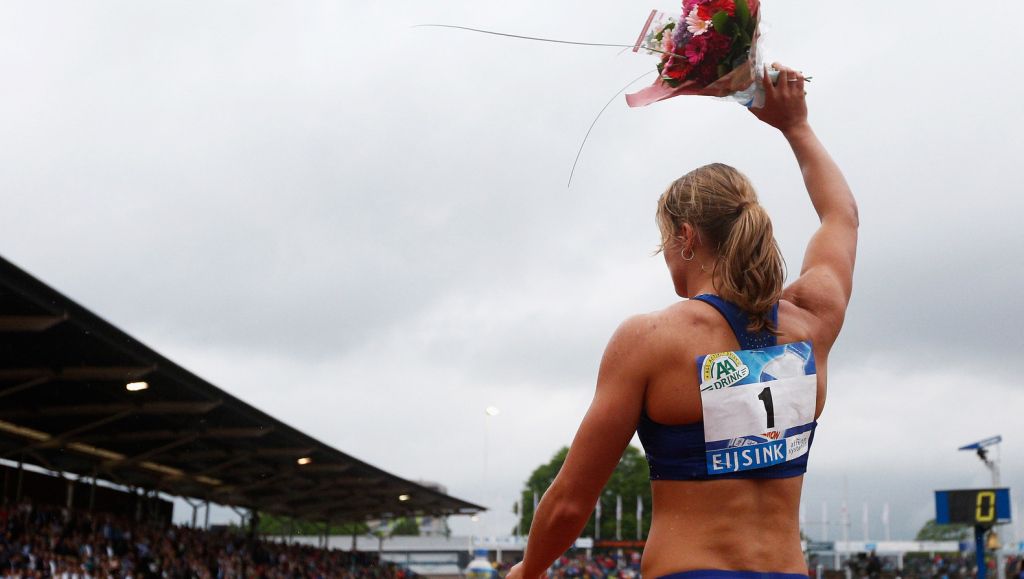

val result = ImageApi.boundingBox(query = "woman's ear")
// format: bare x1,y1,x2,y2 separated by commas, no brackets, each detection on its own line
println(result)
679,223,696,252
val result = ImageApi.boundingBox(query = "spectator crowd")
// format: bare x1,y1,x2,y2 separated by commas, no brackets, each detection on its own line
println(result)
6,500,1023,579
506,549,1024,579
0,501,414,579
501,550,642,579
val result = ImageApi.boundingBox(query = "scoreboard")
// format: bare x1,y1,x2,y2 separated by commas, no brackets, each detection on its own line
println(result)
934,488,1011,525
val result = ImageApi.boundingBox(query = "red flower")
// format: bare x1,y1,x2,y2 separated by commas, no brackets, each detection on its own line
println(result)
704,30,733,59
687,31,734,85
663,57,691,80
693,59,720,85
697,0,734,20
707,0,736,16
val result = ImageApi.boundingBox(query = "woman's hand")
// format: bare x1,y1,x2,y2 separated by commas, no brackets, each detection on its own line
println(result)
505,561,542,579
749,62,808,135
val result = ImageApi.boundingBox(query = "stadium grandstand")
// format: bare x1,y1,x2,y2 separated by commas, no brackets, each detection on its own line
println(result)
0,255,483,576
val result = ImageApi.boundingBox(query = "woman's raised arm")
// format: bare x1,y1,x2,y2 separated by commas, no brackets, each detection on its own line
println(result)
752,64,859,347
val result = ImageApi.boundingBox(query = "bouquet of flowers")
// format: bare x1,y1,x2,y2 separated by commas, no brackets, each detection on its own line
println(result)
626,0,763,108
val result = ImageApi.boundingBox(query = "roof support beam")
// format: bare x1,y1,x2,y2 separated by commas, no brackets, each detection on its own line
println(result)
25,450,57,473
0,400,222,419
301,485,410,502
281,478,354,498
270,481,405,509
165,447,314,463
251,473,380,488
292,463,352,474
104,433,201,469
231,471,297,494
0,314,67,332
229,462,352,478
191,455,249,477
31,410,135,450
293,496,411,519
83,427,273,444
0,366,155,383
91,457,227,491
0,375,52,400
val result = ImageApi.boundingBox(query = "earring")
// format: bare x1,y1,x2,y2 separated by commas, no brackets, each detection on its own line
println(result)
681,247,695,261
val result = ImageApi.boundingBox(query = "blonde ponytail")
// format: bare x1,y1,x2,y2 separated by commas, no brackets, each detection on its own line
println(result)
715,202,784,333
656,163,785,333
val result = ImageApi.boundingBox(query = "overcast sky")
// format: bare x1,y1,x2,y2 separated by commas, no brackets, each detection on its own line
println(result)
1,0,1023,544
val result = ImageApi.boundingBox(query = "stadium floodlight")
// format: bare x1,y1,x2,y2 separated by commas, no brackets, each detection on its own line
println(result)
296,457,313,465
485,406,500,416
959,436,1001,457
126,382,149,392
958,435,1002,486
398,494,411,502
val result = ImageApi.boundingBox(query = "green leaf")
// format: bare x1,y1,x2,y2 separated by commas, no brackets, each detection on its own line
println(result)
736,0,751,29
655,21,675,42
711,11,733,35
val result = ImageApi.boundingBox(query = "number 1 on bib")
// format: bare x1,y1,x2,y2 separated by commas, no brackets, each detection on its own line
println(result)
757,387,775,429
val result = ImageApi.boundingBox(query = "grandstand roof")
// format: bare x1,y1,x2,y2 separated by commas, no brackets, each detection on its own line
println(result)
0,256,483,523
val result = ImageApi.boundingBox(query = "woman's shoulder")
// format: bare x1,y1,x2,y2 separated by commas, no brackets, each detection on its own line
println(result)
611,300,725,353
777,297,838,351
621,300,724,329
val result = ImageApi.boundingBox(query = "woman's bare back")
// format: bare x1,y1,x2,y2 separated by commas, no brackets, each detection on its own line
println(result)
639,298,825,576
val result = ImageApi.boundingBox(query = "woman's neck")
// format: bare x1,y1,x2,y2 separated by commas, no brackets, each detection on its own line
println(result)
684,269,717,299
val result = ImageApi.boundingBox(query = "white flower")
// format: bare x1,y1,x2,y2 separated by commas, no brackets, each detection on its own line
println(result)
645,18,676,54
685,6,710,36
644,29,661,52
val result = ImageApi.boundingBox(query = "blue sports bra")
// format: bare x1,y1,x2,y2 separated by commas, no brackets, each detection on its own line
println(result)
636,294,816,480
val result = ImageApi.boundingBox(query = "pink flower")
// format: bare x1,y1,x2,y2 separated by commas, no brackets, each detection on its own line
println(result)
664,34,676,56
684,33,709,64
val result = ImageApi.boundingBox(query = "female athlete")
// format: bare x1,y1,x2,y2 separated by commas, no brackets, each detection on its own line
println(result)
506,64,858,579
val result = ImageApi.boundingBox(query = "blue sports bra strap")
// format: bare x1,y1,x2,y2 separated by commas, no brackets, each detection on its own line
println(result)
690,294,777,350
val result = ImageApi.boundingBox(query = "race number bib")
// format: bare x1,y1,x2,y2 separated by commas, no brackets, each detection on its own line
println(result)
698,341,817,475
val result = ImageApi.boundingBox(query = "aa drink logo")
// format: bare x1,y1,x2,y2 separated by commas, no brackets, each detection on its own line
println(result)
700,351,749,392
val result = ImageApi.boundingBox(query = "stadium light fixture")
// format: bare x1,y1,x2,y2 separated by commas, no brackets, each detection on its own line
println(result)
297,457,313,465
398,494,411,502
126,382,149,392
485,406,500,416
